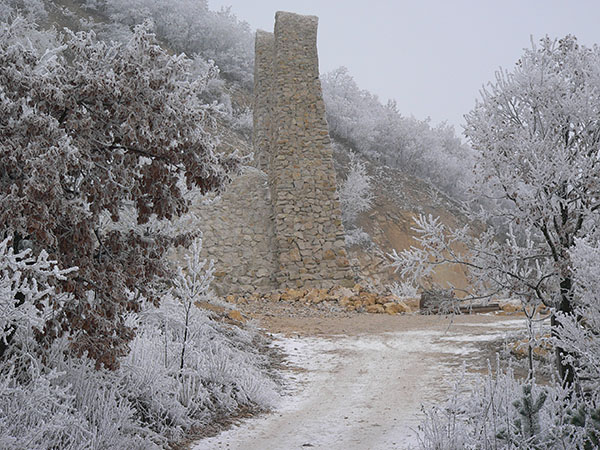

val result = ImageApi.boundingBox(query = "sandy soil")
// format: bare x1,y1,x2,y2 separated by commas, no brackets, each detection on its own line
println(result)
192,309,527,450
251,310,521,336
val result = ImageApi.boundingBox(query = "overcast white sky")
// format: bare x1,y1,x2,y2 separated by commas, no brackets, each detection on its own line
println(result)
208,0,600,135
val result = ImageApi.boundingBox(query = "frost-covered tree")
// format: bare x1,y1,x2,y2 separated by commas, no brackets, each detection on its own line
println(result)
171,238,214,369
0,16,238,368
322,67,474,199
339,157,374,226
82,0,254,85
391,36,600,385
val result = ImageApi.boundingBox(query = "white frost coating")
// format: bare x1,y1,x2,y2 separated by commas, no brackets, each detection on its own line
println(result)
459,319,525,328
339,156,374,226
193,317,527,450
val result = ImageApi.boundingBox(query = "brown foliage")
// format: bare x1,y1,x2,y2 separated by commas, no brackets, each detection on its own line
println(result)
0,20,238,368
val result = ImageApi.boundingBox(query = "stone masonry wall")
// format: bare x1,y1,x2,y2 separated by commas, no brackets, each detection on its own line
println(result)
187,168,278,296
252,30,274,172
255,11,354,289
172,11,353,296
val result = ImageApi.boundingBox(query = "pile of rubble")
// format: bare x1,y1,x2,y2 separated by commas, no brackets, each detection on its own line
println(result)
195,287,550,326
224,284,418,315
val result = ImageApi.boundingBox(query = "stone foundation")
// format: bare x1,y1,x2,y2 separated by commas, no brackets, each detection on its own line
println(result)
190,168,277,295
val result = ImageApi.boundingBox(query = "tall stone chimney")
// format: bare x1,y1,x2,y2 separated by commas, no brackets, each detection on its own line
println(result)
253,11,354,289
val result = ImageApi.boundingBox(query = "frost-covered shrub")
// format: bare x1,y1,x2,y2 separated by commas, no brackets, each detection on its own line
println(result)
344,227,372,248
0,237,279,448
55,353,157,449
339,157,374,226
417,362,593,449
119,238,279,438
0,359,88,450
0,238,76,354
0,239,153,448
389,281,418,299
0,237,84,448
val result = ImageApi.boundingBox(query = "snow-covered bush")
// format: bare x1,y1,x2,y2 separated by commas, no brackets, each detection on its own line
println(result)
0,237,279,448
0,238,151,447
389,281,418,299
339,157,374,226
0,238,76,353
119,238,279,440
0,360,93,449
344,227,372,248
417,362,591,449
0,238,85,448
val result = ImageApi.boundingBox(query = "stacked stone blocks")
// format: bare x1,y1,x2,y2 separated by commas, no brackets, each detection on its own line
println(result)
254,12,354,289
252,30,274,172
184,169,278,295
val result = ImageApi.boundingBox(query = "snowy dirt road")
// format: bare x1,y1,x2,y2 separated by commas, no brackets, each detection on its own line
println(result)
193,314,526,450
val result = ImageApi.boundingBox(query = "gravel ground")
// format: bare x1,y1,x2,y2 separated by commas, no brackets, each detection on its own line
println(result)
192,303,529,450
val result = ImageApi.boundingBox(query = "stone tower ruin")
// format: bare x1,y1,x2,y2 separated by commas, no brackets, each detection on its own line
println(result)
253,11,354,289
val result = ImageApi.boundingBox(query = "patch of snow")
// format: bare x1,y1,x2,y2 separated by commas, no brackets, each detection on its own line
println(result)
193,317,526,450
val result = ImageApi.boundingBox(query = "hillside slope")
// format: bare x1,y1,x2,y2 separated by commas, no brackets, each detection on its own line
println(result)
41,0,476,298
333,144,473,294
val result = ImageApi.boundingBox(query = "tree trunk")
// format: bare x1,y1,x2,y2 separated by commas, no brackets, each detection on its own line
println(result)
552,276,576,387
180,302,190,370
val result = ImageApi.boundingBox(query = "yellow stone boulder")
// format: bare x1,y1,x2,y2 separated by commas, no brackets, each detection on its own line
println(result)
366,304,385,314
227,310,246,323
